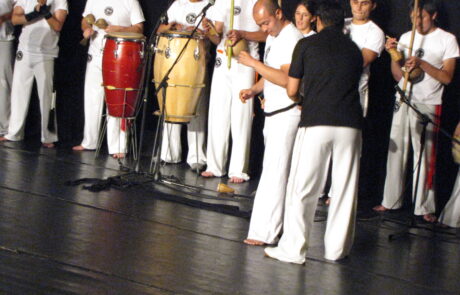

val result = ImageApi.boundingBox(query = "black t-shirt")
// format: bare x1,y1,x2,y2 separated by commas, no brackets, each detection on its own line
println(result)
289,26,363,129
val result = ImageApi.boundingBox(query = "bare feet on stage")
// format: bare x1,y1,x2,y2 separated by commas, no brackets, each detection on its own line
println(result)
72,145,87,151
112,153,125,159
229,177,245,183
0,137,9,142
423,213,437,223
243,239,266,246
201,171,215,178
42,143,55,148
373,205,389,212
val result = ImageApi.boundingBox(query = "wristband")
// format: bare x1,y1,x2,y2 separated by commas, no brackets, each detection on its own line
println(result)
45,12,52,19
24,10,40,22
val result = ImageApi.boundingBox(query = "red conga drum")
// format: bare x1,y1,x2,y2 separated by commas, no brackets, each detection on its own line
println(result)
102,32,146,118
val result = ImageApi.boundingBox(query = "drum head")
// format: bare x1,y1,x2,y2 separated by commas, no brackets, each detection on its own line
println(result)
106,32,145,41
159,30,204,39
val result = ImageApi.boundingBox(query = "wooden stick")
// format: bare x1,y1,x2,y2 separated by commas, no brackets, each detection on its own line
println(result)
385,35,409,49
402,0,419,93
227,0,234,69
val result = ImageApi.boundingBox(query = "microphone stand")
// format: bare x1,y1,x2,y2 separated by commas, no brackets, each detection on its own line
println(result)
149,6,211,181
385,85,459,240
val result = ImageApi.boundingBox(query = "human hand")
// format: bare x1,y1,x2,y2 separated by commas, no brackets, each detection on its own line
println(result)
239,89,255,103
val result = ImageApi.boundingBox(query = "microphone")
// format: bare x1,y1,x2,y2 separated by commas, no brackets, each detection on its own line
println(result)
199,0,216,17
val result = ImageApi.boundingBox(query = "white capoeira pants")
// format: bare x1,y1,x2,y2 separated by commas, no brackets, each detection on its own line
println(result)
381,102,440,215
5,52,57,143
265,126,362,263
0,41,14,135
205,53,254,180
80,54,127,154
160,85,208,165
246,113,300,244
439,168,460,228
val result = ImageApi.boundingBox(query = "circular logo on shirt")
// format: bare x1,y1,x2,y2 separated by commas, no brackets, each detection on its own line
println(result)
186,13,197,25
87,54,93,63
104,6,114,16
16,51,23,61
215,57,222,68
234,7,241,15
415,48,425,58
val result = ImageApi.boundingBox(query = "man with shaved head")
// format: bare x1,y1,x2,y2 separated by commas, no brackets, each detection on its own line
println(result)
238,0,303,246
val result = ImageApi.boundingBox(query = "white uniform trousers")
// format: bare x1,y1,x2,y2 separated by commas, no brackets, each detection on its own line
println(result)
382,103,439,215
246,113,300,244
205,53,254,180
265,126,361,263
160,85,208,165
80,55,127,154
0,41,14,135
5,52,57,143
439,169,460,228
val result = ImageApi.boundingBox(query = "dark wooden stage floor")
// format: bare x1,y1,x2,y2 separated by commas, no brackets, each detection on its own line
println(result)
0,141,459,294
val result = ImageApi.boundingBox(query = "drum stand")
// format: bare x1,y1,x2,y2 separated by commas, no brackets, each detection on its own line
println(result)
95,89,139,163
381,85,459,241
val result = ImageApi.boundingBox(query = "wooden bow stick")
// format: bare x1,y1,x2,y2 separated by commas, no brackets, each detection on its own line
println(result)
227,0,235,69
401,0,420,96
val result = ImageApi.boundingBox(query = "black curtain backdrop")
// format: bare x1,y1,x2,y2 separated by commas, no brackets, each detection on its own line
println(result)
20,0,460,211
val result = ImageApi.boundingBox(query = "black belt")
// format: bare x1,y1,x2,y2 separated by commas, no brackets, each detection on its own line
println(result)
264,102,300,117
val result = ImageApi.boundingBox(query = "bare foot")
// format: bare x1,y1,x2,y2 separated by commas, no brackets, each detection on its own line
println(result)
244,239,266,246
72,145,86,151
42,143,55,148
325,197,331,206
0,137,9,142
201,171,215,178
373,205,389,212
423,213,437,223
229,176,245,183
112,153,125,159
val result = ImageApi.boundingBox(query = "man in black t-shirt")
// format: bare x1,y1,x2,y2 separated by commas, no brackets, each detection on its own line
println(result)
264,2,363,264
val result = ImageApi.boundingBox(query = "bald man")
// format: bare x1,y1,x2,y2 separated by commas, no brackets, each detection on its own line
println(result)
238,0,303,246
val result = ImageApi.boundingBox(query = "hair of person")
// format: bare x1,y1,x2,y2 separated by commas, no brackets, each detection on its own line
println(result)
409,0,438,16
315,1,344,28
296,0,318,16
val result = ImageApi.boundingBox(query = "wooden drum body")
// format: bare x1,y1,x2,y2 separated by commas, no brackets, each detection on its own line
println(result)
102,32,145,118
154,31,206,123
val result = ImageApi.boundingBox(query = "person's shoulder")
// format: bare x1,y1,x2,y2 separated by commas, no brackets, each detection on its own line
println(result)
434,27,457,40
283,23,304,41
368,21,384,35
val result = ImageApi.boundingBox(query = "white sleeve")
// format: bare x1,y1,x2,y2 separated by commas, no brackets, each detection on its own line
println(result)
82,0,92,17
166,1,180,24
364,25,385,56
279,33,301,66
14,0,25,9
208,0,225,23
443,33,460,61
130,0,145,25
53,0,68,12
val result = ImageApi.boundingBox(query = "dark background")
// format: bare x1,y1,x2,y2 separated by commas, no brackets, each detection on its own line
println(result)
19,0,460,212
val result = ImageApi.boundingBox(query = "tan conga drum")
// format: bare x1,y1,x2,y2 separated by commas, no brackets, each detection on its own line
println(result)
153,31,206,123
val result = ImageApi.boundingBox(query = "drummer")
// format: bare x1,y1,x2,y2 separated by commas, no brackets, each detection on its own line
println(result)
72,0,145,159
156,0,211,171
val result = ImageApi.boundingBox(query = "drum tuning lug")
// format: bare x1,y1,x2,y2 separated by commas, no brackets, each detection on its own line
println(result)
194,47,200,61
165,47,171,59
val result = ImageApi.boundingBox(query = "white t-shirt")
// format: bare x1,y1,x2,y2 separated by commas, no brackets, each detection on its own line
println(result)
83,0,145,57
167,0,208,30
0,0,14,41
209,0,260,59
16,0,68,57
344,18,385,89
263,23,303,115
397,28,459,105
303,30,316,38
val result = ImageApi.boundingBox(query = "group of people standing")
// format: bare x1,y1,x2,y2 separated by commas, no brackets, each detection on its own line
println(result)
1,0,460,264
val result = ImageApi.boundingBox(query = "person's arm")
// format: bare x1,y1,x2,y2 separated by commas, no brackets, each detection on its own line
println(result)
239,78,264,103
203,19,222,45
385,37,404,82
81,14,94,39
44,7,67,32
238,51,290,88
405,56,457,85
227,29,267,46
286,77,300,102
362,48,378,68
105,23,143,34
